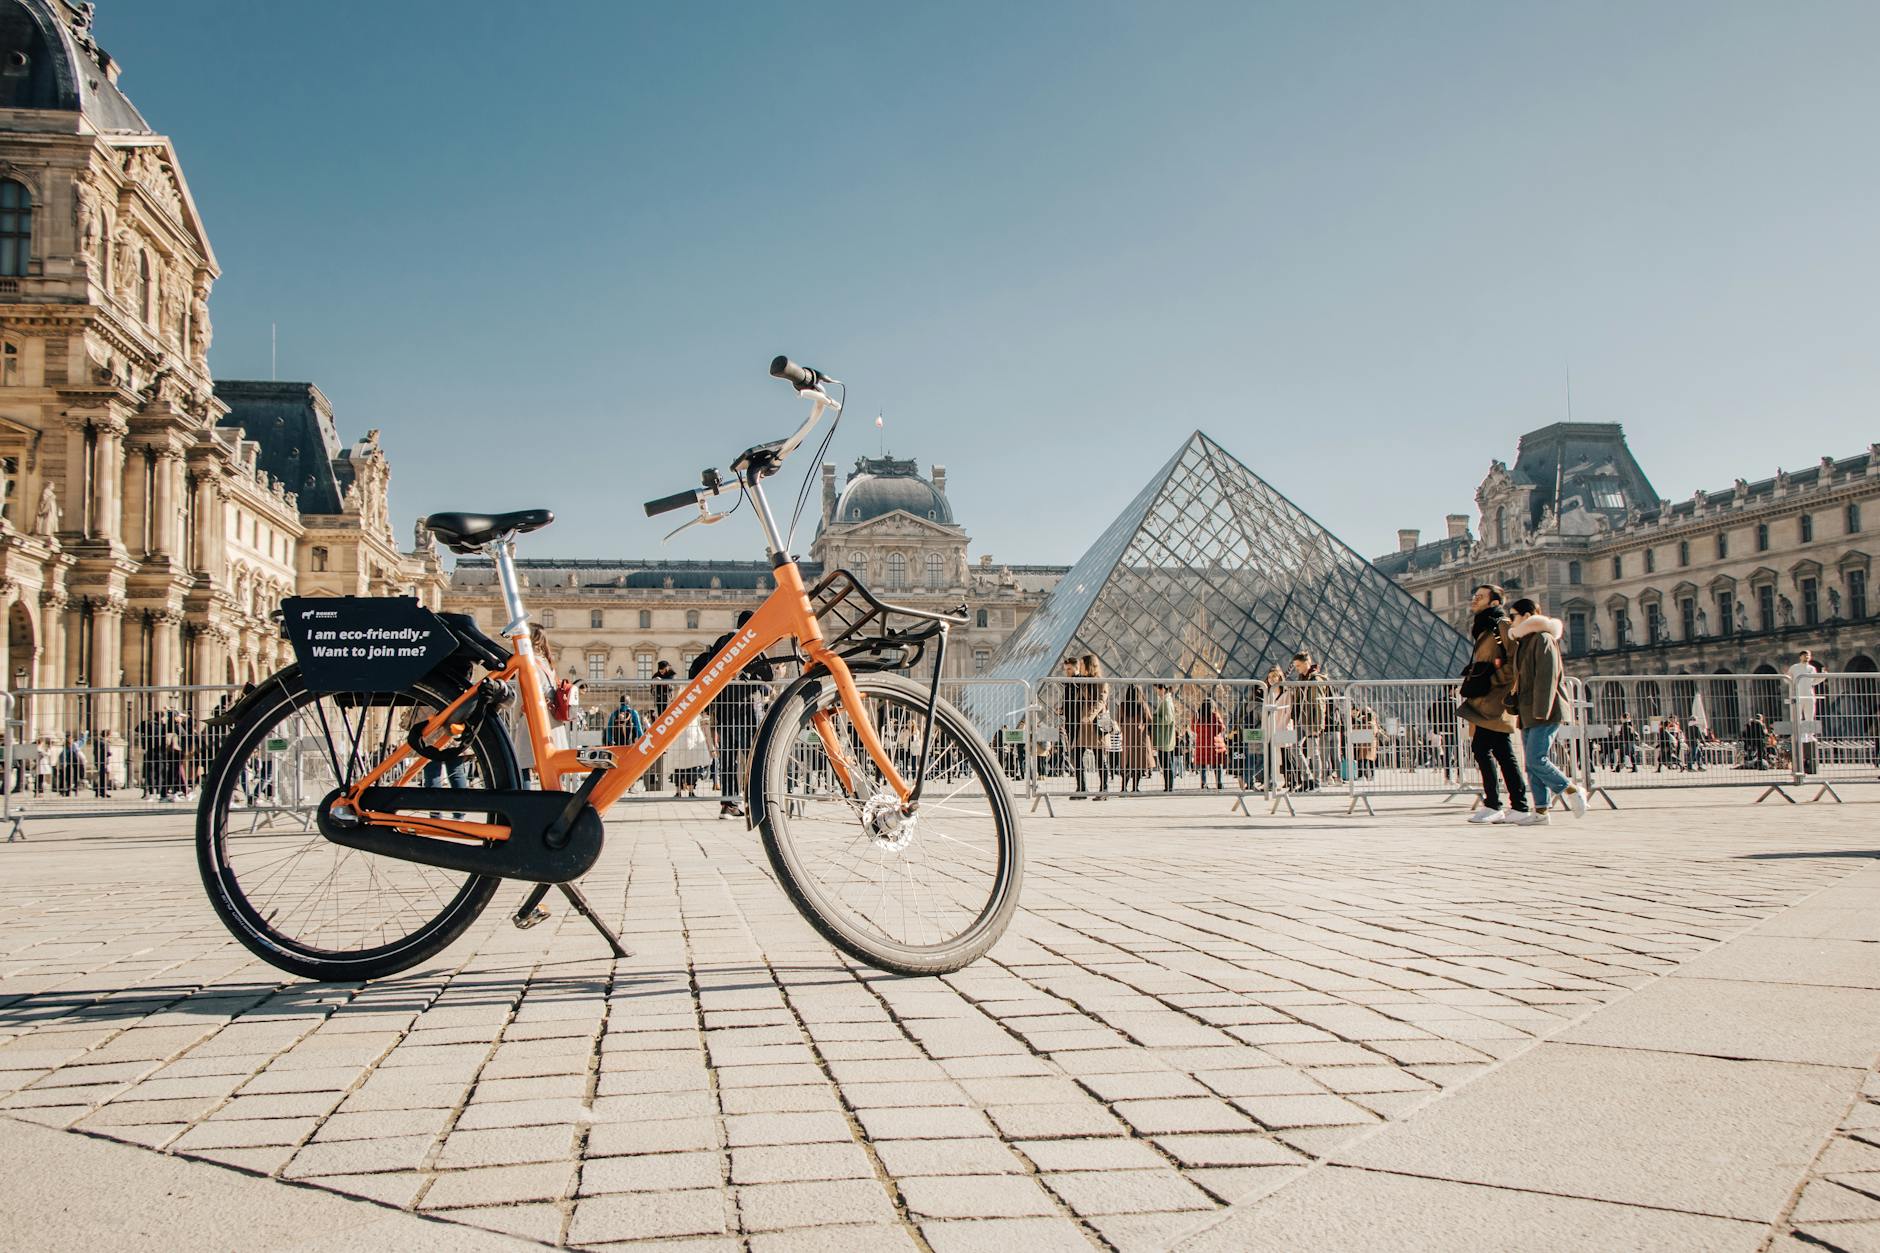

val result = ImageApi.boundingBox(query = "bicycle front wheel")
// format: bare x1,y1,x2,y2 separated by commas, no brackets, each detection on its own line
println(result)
196,670,516,981
755,672,1023,975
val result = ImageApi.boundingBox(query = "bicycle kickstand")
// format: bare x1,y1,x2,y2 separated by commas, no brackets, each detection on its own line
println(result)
558,881,632,959
511,881,631,958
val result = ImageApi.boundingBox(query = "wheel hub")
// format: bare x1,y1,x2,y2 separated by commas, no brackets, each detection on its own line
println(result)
861,790,916,852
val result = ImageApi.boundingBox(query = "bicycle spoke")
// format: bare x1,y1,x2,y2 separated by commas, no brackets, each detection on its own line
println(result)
766,680,1014,959
211,682,492,961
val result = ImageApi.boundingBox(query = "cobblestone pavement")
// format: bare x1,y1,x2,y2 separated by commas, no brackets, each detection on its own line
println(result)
1,793,1876,1251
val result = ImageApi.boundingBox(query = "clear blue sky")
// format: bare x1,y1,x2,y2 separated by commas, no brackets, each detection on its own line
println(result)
100,1,1880,563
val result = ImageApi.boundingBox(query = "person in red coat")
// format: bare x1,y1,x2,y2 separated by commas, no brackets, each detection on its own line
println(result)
1191,698,1228,789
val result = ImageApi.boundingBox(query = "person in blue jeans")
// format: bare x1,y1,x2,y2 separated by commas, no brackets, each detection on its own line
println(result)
1505,597,1587,825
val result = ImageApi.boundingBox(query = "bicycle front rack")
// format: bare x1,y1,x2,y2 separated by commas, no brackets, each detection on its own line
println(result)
805,570,970,808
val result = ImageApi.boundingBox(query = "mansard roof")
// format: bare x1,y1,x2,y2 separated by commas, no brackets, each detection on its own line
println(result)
214,380,349,514
0,1,150,134
1509,422,1659,530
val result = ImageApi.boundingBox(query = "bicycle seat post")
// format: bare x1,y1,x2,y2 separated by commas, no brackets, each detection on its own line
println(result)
491,532,528,636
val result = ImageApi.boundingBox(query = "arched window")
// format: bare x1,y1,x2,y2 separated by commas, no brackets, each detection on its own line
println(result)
1568,561,1582,585
1495,507,1506,548
925,553,944,587
685,609,699,630
975,608,989,629
137,251,153,324
0,180,30,277
848,551,866,580
886,553,906,589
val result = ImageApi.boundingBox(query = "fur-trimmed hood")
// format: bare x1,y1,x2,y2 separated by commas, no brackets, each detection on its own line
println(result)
1508,614,1564,641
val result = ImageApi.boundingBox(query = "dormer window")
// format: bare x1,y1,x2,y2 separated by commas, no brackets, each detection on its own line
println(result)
1591,483,1625,510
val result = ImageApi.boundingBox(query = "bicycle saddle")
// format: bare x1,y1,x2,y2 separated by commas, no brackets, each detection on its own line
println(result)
423,509,554,552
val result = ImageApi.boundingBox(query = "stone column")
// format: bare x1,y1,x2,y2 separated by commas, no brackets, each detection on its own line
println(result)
151,611,181,689
152,450,180,559
91,597,124,697
119,611,144,687
190,472,222,576
62,601,83,686
39,590,66,694
63,419,88,538
92,419,127,546
0,583,13,695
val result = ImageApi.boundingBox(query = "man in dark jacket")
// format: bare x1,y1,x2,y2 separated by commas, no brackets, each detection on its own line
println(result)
692,611,775,819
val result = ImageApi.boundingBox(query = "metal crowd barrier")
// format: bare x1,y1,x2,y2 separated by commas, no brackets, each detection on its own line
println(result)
2,684,244,823
1796,670,1879,799
1579,672,1814,805
5,666,1865,834
1021,676,1271,815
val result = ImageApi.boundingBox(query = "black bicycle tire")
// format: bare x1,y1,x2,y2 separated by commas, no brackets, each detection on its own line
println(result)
754,672,1023,975
195,670,514,982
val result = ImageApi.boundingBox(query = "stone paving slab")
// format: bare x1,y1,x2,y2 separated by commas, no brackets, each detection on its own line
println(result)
1177,858,1880,1251
0,792,1877,1249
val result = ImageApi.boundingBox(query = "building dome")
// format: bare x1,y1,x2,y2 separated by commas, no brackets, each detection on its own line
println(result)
0,1,150,133
826,456,954,530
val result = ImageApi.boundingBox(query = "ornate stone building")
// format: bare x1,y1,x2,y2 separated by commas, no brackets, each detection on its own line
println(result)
0,1,440,697
1376,422,1880,677
445,457,1065,687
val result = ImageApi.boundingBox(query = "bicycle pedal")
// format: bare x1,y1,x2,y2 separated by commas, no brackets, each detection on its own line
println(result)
512,906,550,930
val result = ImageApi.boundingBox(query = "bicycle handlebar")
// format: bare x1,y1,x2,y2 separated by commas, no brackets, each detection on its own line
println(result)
770,355,825,390
643,487,703,518
645,357,840,522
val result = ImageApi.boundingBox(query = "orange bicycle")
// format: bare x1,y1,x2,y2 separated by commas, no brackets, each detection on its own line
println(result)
196,358,1023,980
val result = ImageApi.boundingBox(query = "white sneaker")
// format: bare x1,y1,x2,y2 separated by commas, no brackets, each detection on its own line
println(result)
1467,807,1505,825
1508,810,1550,827
1561,785,1587,818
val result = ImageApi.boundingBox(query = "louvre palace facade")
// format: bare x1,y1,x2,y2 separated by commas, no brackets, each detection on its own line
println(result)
1377,422,1880,677
444,456,1067,685
0,1,441,694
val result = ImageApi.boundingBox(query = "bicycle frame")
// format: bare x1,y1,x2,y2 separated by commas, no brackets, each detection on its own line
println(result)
342,536,912,847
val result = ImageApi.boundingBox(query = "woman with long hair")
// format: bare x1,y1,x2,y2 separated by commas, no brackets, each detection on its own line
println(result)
1081,654,1113,799
1117,685,1151,793
1191,697,1227,790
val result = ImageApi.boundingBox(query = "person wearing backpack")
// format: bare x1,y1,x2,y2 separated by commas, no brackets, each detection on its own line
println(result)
1505,597,1586,825
1457,583,1529,825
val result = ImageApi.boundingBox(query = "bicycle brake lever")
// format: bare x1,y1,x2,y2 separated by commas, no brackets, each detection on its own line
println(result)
663,501,728,543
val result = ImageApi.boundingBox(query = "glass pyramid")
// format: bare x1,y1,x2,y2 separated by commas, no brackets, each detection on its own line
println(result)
982,430,1471,688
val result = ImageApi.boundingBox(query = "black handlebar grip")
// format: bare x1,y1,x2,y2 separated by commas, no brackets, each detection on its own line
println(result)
643,488,701,518
770,355,823,389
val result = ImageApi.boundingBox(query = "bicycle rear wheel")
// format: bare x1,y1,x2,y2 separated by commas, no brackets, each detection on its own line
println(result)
755,672,1022,975
196,670,516,981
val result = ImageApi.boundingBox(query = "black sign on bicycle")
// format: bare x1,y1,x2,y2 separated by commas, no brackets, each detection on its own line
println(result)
281,597,459,693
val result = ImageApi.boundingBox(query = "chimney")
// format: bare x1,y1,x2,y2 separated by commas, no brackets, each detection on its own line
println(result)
932,464,947,495
820,463,837,525
1446,513,1471,540
1397,529,1421,553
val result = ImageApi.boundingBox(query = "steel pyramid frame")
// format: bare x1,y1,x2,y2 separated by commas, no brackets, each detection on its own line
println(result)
982,430,1471,688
